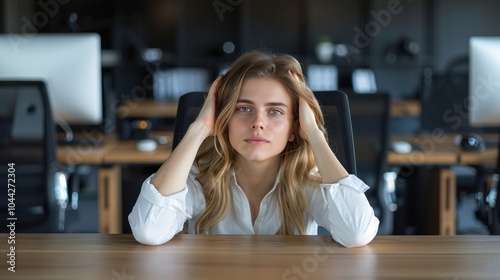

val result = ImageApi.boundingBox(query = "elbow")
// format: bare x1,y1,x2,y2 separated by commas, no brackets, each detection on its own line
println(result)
332,216,380,248
130,224,176,246
337,230,376,248
128,214,177,246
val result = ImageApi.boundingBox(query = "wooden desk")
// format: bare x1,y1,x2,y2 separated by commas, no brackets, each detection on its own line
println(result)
387,133,462,236
389,133,499,166
57,135,173,234
387,133,498,235
388,133,460,165
1,234,499,279
117,98,177,118
459,134,499,165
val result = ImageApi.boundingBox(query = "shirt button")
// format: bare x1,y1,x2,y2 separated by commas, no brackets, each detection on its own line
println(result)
257,218,262,223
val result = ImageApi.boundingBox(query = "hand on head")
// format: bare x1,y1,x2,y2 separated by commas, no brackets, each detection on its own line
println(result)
195,75,223,138
288,70,319,141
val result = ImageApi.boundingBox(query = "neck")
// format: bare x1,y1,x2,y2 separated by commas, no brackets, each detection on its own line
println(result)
234,157,281,198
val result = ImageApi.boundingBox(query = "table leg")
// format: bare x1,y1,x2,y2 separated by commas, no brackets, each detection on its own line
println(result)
98,166,122,233
429,168,456,235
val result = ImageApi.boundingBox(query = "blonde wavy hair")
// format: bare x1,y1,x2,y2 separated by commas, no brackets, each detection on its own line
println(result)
194,50,327,235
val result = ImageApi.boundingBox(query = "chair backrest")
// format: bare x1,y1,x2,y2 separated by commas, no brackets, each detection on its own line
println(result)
0,80,59,232
172,91,357,175
348,93,390,188
348,92,392,234
313,91,357,175
172,92,206,150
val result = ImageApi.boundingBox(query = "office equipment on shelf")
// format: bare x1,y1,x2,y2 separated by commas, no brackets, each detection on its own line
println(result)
153,68,210,102
0,81,72,232
469,36,500,234
307,64,338,91
352,68,377,94
0,33,103,144
349,93,395,235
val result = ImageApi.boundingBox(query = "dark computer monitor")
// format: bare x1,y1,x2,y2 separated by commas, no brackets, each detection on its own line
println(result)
420,57,485,134
0,33,103,141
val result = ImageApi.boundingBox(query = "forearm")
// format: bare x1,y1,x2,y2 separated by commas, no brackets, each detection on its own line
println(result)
129,178,190,245
151,121,210,195
306,128,349,184
318,176,379,247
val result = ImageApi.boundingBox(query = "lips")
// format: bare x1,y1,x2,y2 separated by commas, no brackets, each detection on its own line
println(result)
245,136,269,145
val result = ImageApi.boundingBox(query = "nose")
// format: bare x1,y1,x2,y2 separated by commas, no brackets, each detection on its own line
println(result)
250,112,265,130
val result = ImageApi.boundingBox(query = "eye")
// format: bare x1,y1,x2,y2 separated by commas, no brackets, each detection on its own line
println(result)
269,109,284,115
236,106,252,113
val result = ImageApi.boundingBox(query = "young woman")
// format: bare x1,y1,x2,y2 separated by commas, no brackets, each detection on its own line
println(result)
128,51,379,247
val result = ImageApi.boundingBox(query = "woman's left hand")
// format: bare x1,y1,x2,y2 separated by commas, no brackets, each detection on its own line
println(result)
289,70,320,140
298,97,320,140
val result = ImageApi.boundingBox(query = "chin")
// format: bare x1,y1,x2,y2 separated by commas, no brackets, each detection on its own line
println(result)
239,153,281,164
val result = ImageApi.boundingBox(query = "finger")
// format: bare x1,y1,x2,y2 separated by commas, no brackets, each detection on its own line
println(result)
287,70,301,83
206,75,223,99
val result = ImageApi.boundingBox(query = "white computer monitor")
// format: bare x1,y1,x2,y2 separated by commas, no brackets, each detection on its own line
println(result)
469,36,500,127
0,33,102,128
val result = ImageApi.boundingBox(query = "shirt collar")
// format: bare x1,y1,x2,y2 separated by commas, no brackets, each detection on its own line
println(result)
231,165,282,194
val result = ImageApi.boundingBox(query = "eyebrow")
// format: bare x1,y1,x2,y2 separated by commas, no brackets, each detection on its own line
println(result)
236,98,289,108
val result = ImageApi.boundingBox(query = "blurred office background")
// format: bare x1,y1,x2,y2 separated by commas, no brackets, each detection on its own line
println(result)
2,0,499,234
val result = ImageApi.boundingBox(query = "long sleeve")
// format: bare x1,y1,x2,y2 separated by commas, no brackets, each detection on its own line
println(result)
307,175,379,248
128,171,205,245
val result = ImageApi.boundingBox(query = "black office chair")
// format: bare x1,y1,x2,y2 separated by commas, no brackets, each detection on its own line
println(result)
172,92,206,150
348,92,395,235
0,81,70,232
313,91,357,175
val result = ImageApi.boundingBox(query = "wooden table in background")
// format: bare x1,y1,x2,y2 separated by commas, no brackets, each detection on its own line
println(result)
57,134,173,234
387,133,498,235
388,133,461,166
1,234,499,279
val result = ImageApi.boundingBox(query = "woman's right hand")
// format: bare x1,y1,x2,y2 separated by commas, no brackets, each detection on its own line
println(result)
193,75,223,138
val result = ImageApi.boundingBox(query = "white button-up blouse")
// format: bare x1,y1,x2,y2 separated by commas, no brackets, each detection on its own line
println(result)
128,166,379,248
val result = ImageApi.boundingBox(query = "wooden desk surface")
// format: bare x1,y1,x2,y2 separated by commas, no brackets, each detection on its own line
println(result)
388,134,460,165
102,139,172,164
1,234,499,279
459,134,499,165
57,134,117,165
57,134,173,165
388,133,499,166
117,98,178,118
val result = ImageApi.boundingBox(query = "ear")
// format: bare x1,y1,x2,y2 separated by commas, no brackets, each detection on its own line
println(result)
288,132,295,142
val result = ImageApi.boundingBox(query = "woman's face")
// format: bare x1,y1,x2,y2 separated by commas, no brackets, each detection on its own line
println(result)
228,77,295,165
